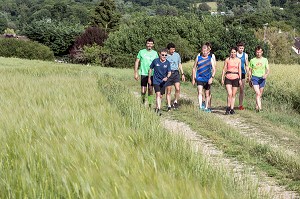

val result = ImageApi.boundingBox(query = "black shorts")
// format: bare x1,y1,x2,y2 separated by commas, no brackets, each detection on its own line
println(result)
225,77,239,87
165,70,180,87
141,75,153,87
154,82,166,95
241,73,246,80
197,81,211,90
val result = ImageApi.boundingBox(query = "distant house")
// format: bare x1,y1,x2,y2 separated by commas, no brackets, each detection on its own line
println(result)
293,37,300,55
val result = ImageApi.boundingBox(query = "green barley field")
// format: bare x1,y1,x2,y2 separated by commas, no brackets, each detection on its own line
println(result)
1,56,300,198
0,57,261,198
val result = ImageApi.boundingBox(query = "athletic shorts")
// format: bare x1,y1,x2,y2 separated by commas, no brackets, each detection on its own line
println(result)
141,75,153,87
241,73,246,80
154,82,166,95
225,77,240,87
251,76,266,88
165,70,180,87
197,81,211,90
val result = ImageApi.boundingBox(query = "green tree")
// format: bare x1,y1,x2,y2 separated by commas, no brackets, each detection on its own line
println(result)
91,0,121,32
24,19,84,55
257,0,272,13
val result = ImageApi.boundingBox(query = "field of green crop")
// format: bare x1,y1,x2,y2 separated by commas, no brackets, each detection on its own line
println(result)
0,57,262,198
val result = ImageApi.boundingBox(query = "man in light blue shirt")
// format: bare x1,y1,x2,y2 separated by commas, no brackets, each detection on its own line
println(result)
165,43,185,111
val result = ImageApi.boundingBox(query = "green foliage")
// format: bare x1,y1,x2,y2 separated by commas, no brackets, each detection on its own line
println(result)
24,19,84,55
0,38,54,61
91,0,121,33
4,28,16,36
103,15,260,68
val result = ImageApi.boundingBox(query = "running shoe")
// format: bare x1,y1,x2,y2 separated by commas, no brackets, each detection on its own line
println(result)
199,106,205,110
204,108,211,113
173,102,179,109
156,108,162,116
225,107,230,115
230,109,235,114
238,105,245,110
202,101,205,108
167,106,171,112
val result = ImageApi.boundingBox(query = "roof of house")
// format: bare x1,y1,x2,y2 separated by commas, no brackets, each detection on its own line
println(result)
294,38,300,49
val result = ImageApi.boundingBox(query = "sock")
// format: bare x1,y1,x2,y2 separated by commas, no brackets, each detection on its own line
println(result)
148,95,154,106
141,94,146,104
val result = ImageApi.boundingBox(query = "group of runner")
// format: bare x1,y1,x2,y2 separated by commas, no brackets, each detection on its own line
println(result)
134,38,270,115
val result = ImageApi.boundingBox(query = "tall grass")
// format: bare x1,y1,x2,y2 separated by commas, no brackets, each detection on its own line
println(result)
0,57,259,198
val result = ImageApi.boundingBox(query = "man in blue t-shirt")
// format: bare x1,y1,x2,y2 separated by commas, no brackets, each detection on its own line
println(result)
165,43,185,111
148,49,171,116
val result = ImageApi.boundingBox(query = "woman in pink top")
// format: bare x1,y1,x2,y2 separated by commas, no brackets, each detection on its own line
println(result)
221,47,242,115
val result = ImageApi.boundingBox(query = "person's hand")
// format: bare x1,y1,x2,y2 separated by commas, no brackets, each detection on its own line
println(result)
148,78,151,85
162,77,168,82
239,79,242,85
134,72,139,81
208,77,213,84
263,74,268,79
221,79,224,86
249,80,253,88
181,74,186,82
192,78,195,86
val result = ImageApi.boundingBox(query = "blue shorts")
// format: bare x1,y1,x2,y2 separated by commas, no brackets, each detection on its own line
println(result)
251,76,266,88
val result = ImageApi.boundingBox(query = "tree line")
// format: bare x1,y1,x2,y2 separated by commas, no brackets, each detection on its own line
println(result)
0,0,299,65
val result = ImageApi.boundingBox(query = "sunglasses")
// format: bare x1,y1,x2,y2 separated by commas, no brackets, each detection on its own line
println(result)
161,54,168,57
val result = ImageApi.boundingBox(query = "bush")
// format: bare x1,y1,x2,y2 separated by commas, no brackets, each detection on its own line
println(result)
0,38,54,61
69,26,108,64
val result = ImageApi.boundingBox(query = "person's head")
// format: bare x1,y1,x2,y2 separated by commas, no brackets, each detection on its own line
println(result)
146,37,154,50
255,46,264,58
205,42,212,52
167,43,176,55
159,48,168,61
230,47,238,58
237,42,245,53
201,45,209,57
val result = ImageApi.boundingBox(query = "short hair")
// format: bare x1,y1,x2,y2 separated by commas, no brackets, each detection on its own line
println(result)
237,42,245,47
167,43,176,49
255,45,263,52
230,46,238,53
146,37,154,44
159,48,168,54
205,42,212,49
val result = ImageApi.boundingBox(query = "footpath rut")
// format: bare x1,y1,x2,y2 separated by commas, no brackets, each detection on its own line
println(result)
163,118,299,199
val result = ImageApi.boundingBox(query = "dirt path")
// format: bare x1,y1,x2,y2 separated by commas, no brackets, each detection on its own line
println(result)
133,91,299,198
163,118,299,199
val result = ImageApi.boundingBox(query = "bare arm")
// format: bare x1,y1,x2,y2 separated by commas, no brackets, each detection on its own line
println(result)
148,68,152,85
192,57,198,85
178,63,185,82
221,58,228,85
238,59,242,84
263,60,270,79
208,57,216,84
245,53,249,80
134,58,140,80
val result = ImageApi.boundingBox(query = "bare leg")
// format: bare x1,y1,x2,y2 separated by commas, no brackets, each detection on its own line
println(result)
197,85,203,108
174,82,180,103
239,79,245,107
231,87,238,109
166,86,172,107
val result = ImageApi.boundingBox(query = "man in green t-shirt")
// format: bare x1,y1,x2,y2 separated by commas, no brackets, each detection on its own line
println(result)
134,38,158,107
248,46,270,112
